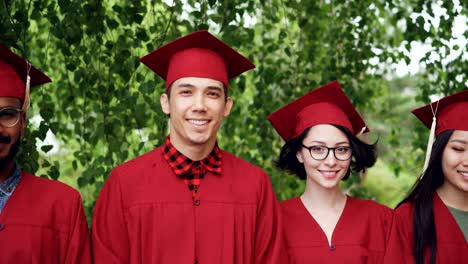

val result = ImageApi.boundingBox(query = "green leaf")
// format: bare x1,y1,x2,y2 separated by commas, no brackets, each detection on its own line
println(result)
191,10,202,19
107,18,119,29
133,14,144,24
208,0,217,7
112,5,123,13
41,145,54,153
198,23,209,30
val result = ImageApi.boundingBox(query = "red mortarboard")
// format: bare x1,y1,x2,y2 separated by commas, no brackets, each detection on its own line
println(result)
412,90,468,135
412,90,468,172
140,30,255,90
268,80,369,142
0,44,51,103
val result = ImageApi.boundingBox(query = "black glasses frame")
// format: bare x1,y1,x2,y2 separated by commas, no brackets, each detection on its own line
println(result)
301,144,352,161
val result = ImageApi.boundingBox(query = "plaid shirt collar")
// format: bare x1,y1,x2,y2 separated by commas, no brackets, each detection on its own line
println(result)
163,136,222,176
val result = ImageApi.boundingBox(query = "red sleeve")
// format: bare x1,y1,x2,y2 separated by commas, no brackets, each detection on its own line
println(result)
383,210,408,264
91,170,130,263
394,203,417,264
65,193,92,264
254,172,288,264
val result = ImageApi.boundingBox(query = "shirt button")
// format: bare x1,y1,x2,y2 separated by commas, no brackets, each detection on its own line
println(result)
0,224,5,231
330,244,336,251
193,199,200,206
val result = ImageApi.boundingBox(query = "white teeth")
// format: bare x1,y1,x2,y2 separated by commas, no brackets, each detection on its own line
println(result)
189,120,208,125
461,172,468,177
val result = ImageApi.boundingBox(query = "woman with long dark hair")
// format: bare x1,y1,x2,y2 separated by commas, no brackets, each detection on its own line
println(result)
396,90,468,263
268,81,403,263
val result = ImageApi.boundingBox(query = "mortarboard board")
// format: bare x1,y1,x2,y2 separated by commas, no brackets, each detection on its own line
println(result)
0,44,52,111
140,30,255,90
412,90,468,171
412,90,468,136
268,80,369,142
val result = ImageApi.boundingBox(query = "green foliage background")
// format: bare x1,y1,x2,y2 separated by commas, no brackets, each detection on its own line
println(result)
1,0,466,220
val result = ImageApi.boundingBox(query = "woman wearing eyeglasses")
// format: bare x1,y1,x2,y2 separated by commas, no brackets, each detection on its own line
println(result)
268,81,403,263
395,90,468,263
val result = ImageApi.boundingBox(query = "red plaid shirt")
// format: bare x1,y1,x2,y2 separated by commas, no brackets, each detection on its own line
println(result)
163,137,222,206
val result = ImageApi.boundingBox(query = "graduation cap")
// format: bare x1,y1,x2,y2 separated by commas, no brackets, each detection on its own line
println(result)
412,90,468,171
140,30,255,90
268,80,369,142
0,44,52,112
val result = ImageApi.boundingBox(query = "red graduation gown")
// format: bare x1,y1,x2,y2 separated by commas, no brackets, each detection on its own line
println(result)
395,193,468,263
281,196,404,263
0,172,91,263
92,146,286,264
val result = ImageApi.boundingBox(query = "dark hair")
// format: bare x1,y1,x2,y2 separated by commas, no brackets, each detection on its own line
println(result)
396,130,453,264
275,124,377,180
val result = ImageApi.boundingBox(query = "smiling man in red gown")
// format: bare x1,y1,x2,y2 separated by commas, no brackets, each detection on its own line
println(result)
0,44,90,263
91,30,286,264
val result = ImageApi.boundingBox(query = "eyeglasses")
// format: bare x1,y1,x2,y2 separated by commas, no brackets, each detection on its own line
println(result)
0,107,23,127
301,144,352,161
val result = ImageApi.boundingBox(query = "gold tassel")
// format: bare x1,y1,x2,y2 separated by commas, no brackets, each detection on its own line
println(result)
22,62,32,113
422,116,436,173
421,100,439,177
